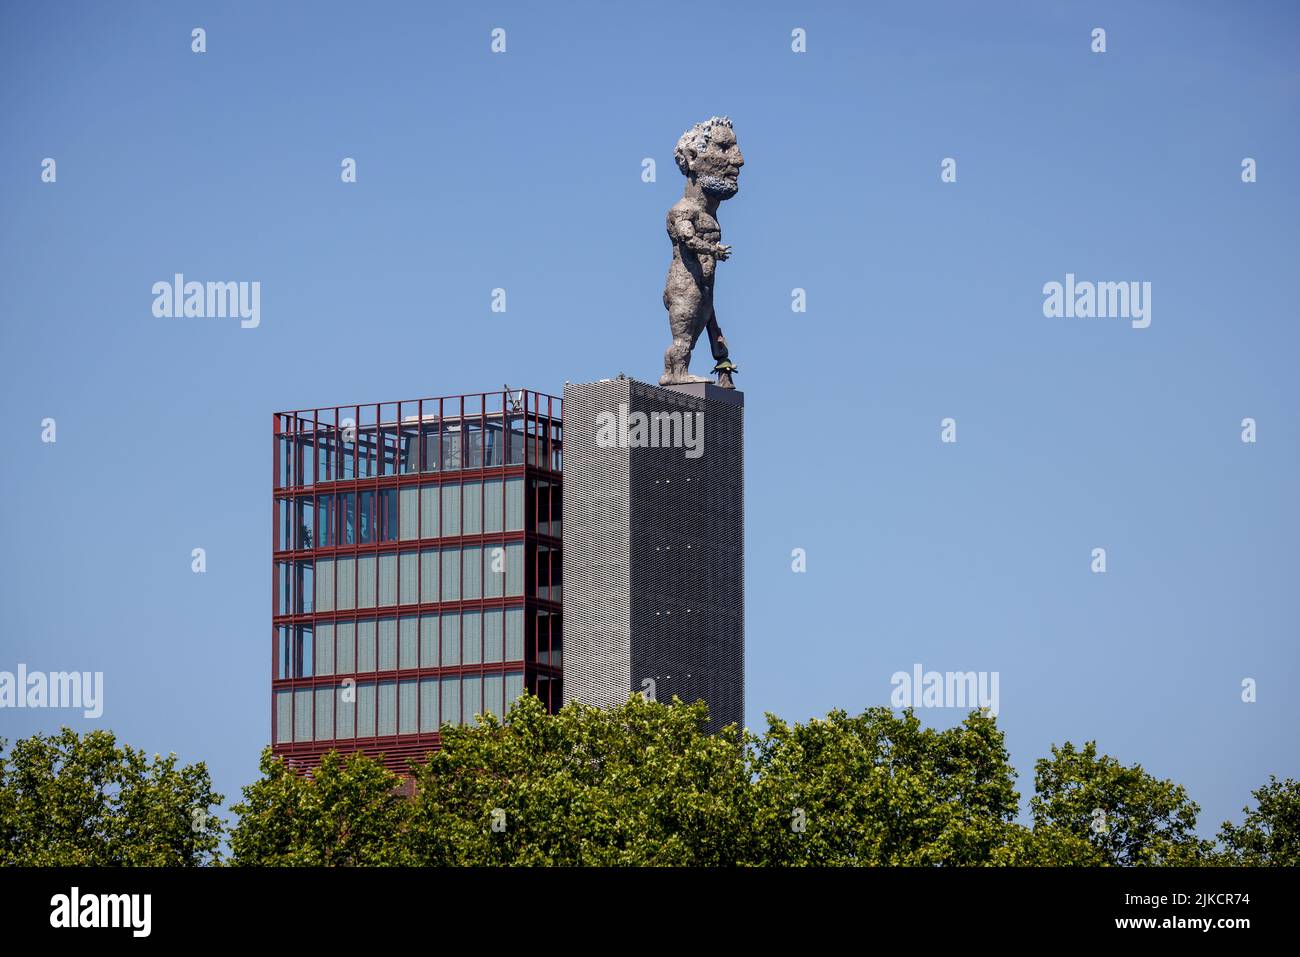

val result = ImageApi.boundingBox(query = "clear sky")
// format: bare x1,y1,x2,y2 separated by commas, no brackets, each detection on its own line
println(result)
1,0,1296,837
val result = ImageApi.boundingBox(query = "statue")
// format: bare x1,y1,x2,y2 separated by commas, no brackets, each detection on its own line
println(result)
661,116,744,389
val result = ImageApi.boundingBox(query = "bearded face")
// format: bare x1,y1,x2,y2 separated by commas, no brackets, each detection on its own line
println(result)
689,125,744,199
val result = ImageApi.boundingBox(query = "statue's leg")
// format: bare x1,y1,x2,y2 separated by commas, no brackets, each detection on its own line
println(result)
706,310,729,361
661,301,710,385
706,310,737,388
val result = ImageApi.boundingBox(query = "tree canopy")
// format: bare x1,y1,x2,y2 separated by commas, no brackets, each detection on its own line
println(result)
4,702,1294,867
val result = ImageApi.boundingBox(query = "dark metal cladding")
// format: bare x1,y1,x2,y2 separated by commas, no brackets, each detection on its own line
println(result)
562,378,744,733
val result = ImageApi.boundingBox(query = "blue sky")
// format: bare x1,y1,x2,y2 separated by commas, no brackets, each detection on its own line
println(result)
1,0,1296,836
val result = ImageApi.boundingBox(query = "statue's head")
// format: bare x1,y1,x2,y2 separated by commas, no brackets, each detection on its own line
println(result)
674,116,744,200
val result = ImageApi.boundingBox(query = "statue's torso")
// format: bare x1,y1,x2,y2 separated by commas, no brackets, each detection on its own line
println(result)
667,199,720,287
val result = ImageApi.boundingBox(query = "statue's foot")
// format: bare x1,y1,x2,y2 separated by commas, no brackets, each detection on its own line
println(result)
712,359,738,389
659,372,712,385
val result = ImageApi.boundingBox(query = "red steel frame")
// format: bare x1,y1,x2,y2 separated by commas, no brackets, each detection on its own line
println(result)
270,389,562,774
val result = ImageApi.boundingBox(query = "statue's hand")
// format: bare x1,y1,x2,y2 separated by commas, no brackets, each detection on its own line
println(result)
715,244,732,261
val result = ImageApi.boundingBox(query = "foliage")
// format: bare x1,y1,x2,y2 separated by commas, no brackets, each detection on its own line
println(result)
749,707,1019,865
9,706,1291,867
229,748,411,865
0,728,222,866
1028,741,1213,866
1217,775,1300,866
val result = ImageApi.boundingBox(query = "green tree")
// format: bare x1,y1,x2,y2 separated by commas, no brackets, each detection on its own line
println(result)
990,823,1107,866
408,693,754,866
229,748,411,865
749,707,1020,865
1217,775,1300,866
0,728,222,866
1029,741,1211,866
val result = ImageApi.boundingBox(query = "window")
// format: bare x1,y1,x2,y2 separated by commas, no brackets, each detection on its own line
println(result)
294,688,312,742
317,494,335,548
399,487,419,541
295,497,314,549
276,561,313,615
295,625,313,676
399,551,419,606
336,556,356,609
377,551,397,606
399,616,418,670
379,489,398,542
505,672,524,714
463,674,482,727
440,612,461,666
316,622,334,676
505,477,524,531
484,422,505,467
342,492,356,545
381,429,400,477
441,428,462,471
357,554,376,608
419,615,439,668
359,491,374,544
277,499,292,550
399,679,418,735
378,617,397,670
400,423,420,474
315,557,334,612
462,481,482,535
419,679,439,732
276,626,290,679
420,486,439,539
505,607,524,662
358,430,376,479
441,483,461,537
484,545,504,599
357,619,376,673
505,542,524,597
463,546,482,600
483,608,503,663
377,681,397,735
507,415,525,465
298,562,314,613
462,611,482,665
419,549,439,602
440,676,461,728
336,621,356,674
336,682,356,739
275,690,292,744
314,687,334,742
340,428,356,481
277,435,294,489
422,426,440,471
357,683,376,737
484,478,504,533
484,673,503,721
441,547,461,601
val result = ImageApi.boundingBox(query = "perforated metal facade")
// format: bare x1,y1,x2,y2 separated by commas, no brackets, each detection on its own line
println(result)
562,378,744,733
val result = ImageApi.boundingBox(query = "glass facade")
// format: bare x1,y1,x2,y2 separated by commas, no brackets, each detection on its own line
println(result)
271,390,563,773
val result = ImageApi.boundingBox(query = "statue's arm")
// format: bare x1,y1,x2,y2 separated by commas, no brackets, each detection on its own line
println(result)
671,215,731,261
